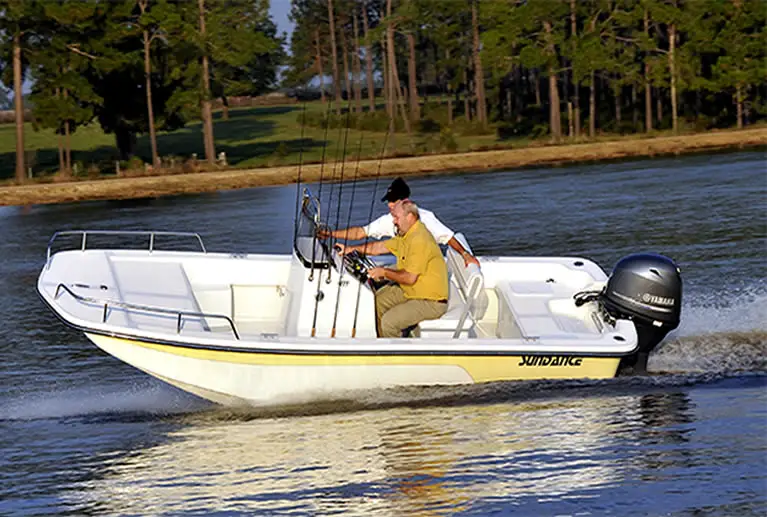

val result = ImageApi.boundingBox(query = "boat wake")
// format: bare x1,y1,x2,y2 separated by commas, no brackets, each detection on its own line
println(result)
0,380,207,421
650,284,767,374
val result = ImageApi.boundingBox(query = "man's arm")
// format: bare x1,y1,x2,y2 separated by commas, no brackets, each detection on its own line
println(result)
420,209,480,266
336,239,390,256
368,267,418,285
447,237,480,267
324,226,367,241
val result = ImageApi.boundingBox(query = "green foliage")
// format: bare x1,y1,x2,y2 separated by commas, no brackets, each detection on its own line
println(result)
438,127,457,152
710,0,766,102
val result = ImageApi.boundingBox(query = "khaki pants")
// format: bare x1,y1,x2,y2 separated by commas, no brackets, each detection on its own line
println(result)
375,285,448,338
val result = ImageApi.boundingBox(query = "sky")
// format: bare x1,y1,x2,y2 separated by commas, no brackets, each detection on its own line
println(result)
270,0,295,40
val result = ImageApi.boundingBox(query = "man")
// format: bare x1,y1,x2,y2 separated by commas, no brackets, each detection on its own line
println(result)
336,201,448,338
321,177,480,267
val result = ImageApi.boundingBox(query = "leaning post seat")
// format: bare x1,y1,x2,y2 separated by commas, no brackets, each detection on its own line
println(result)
418,233,487,338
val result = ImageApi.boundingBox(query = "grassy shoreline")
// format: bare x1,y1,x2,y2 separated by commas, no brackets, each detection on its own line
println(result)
1,127,764,207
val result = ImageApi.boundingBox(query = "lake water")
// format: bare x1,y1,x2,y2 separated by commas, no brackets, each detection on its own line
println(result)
1,150,765,515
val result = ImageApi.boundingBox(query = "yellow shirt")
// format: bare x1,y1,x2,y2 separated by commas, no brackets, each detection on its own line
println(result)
384,220,449,301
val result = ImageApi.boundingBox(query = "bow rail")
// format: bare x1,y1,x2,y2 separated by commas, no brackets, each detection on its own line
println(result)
46,230,207,264
53,283,240,340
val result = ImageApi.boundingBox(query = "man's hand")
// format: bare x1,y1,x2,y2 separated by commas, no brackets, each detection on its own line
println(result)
463,253,480,267
368,266,386,281
316,227,332,240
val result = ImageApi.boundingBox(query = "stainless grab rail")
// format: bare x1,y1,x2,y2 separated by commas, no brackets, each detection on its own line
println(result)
54,283,240,340
302,187,321,222
46,230,207,263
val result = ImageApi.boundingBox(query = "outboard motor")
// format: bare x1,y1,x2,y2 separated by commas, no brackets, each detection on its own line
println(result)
600,253,682,375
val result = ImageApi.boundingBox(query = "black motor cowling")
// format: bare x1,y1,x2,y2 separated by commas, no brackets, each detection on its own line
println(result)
601,253,682,375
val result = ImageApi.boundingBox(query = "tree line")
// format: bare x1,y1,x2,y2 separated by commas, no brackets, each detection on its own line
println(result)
286,0,765,140
0,0,284,182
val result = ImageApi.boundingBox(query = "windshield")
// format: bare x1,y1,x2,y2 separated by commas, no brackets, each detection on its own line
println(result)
294,189,332,269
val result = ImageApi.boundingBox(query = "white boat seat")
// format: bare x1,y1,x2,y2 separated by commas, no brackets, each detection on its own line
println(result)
419,234,487,338
495,280,576,338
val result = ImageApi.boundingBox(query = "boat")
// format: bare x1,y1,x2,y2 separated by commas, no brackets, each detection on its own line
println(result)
37,188,682,406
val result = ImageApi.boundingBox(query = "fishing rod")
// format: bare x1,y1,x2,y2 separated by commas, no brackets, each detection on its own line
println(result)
351,128,391,338
310,99,334,337
311,97,353,337
309,98,333,284
329,111,358,337
292,103,307,247
323,99,353,286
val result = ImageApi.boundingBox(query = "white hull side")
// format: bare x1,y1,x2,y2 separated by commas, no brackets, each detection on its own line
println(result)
88,333,474,406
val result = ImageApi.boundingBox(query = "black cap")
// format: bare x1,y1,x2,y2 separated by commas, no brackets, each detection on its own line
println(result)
381,177,411,202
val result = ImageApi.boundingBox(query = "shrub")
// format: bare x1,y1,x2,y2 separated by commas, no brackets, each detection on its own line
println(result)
439,127,458,152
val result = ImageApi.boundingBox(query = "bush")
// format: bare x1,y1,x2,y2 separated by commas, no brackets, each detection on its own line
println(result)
452,116,494,136
439,127,458,152
415,117,441,133
497,119,535,140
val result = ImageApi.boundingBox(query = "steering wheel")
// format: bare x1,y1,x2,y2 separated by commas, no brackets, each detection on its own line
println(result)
341,250,370,281
336,248,387,290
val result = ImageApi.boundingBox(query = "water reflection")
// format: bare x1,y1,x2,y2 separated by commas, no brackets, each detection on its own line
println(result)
57,393,695,515
636,392,697,480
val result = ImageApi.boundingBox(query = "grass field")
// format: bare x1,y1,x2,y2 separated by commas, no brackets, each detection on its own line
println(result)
0,101,510,182
0,100,765,203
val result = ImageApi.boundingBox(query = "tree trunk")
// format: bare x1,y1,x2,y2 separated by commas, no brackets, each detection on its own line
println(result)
589,71,596,137
382,34,391,120
657,87,663,124
736,84,743,129
65,117,72,173
13,32,25,183
631,84,638,129
340,26,352,107
327,0,342,112
63,88,72,173
314,30,325,103
388,37,410,132
472,0,487,128
514,65,522,122
570,0,580,137
463,67,471,121
362,5,375,111
406,33,420,121
385,5,394,126
544,21,561,141
198,0,215,164
534,70,542,106
445,49,453,125
643,9,652,132
221,96,229,120
548,65,561,141
143,29,159,166
56,88,65,173
668,22,678,134
352,10,363,114
386,0,410,134
614,82,622,126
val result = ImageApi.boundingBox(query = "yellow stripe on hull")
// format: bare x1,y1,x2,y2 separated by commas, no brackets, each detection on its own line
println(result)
89,334,621,384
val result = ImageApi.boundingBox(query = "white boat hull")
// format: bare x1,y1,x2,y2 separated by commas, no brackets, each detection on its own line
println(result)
87,333,621,406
